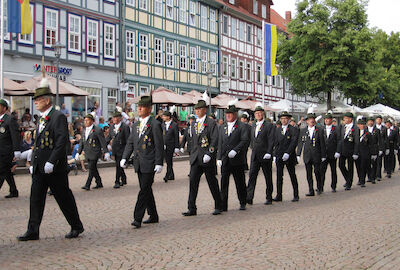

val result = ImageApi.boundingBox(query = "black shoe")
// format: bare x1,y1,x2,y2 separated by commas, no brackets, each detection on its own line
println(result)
121,180,127,186
222,208,228,212
81,186,90,191
212,209,222,215
182,210,197,216
345,187,351,191
17,231,39,241
163,177,168,183
377,178,381,181
332,188,336,193
372,181,376,184
264,200,272,205
47,190,54,196
387,174,392,178
367,179,372,183
246,199,253,205
93,185,103,189
305,192,315,197
143,218,159,224
343,184,347,188
292,197,299,202
5,191,18,198
357,181,361,186
65,228,84,239
316,189,322,195
272,196,282,202
239,204,246,210
131,220,141,228
113,183,120,189
361,184,366,188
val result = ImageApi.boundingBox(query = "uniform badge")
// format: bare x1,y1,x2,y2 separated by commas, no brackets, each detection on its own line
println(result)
45,142,49,147
45,131,49,136
209,146,215,153
142,144,146,150
40,145,45,149
287,136,290,139
0,127,5,133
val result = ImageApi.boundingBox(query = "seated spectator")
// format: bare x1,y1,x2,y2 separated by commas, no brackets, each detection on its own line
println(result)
71,133,87,172
98,117,109,130
20,131,34,167
21,114,36,132
60,103,70,117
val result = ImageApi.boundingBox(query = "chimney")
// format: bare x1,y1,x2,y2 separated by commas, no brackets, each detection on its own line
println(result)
285,11,292,22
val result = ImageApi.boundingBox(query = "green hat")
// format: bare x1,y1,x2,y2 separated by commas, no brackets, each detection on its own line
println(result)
194,100,207,109
276,120,282,125
305,113,316,120
163,111,172,117
209,113,216,119
33,86,52,100
376,115,383,119
278,111,292,118
0,99,8,109
226,105,238,114
367,116,375,122
254,106,264,112
188,114,196,120
84,114,95,121
357,117,366,125
113,111,122,118
324,113,333,119
137,95,152,107
343,112,354,118
385,119,392,124
241,112,249,119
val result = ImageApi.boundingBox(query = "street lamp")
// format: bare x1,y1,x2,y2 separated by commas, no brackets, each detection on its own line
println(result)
52,41,65,108
207,62,215,113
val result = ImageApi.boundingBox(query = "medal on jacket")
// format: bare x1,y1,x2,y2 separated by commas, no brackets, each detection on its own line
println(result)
201,136,209,148
313,138,316,147
0,127,5,133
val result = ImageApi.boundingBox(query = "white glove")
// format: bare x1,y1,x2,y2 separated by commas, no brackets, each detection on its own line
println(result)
44,162,54,174
203,154,211,164
282,153,290,161
379,151,383,156
75,153,80,161
228,150,237,158
180,148,185,153
120,159,127,168
371,155,377,161
273,157,276,163
174,148,180,154
352,155,359,160
104,152,111,161
296,156,301,163
154,165,163,174
217,160,222,167
334,152,341,159
263,153,271,160
164,145,166,150
321,158,326,162
385,149,390,155
14,151,21,159
395,150,398,155
107,144,112,151
29,166,33,175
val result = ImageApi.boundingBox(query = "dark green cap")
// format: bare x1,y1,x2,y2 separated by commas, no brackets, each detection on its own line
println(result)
113,111,122,118
343,112,354,118
385,119,392,124
137,96,152,107
209,113,216,119
84,114,95,121
324,113,333,119
254,106,264,112
357,117,366,125
194,100,207,109
226,105,238,114
163,111,172,117
376,115,383,119
0,99,8,109
305,113,316,120
241,112,249,119
278,111,292,118
33,87,52,99
367,116,375,122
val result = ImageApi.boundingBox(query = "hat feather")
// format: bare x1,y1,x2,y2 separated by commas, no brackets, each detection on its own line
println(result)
201,90,210,106
356,115,363,122
169,105,176,114
227,98,238,108
307,105,314,114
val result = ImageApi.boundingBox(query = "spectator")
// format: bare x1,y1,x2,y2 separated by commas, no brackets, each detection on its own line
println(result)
156,109,163,123
21,113,36,132
179,107,188,122
60,103,70,117
94,101,102,119
20,131,34,167
115,102,123,113
98,117,109,130
297,116,307,129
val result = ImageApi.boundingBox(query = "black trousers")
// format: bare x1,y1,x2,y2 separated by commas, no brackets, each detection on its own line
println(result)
115,155,127,184
305,161,322,193
368,156,378,181
246,159,273,201
164,149,175,180
276,160,299,199
321,157,337,190
134,171,158,222
0,172,18,194
28,172,83,233
355,155,370,184
85,159,102,187
188,161,222,211
376,154,383,179
339,156,354,188
220,162,247,210
384,152,395,175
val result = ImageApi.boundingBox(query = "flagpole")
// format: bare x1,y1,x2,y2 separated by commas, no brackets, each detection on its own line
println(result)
0,0,4,99
261,21,265,106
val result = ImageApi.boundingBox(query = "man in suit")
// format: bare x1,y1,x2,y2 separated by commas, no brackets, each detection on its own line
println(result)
182,100,222,216
273,111,300,202
246,105,274,205
17,81,83,241
355,117,376,187
107,112,130,188
161,111,179,182
338,112,360,190
320,113,341,192
297,113,326,196
374,115,386,181
0,99,21,198
77,114,109,190
180,114,196,155
383,119,397,178
217,104,249,211
121,96,164,228
240,112,252,171
367,116,382,184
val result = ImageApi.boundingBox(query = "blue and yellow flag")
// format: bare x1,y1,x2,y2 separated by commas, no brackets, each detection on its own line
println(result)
7,0,33,34
265,23,278,76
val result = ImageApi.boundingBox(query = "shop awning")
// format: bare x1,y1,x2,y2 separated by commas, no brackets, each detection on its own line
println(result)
130,87,193,105
235,97,279,112
20,75,90,96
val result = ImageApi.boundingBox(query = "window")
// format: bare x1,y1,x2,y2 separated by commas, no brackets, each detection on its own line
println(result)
139,34,148,62
68,14,81,52
179,0,186,23
139,0,147,10
126,30,135,60
222,15,228,35
257,27,261,46
246,62,251,81
229,0,235,4
201,50,208,73
247,24,252,43
231,58,237,78
126,0,135,7
189,47,196,71
222,56,228,76
140,86,149,95
189,1,196,26
107,89,118,115
154,38,162,65
44,8,58,47
277,75,281,87
155,0,162,16
210,52,216,75
104,23,115,59
253,0,258,15
239,61,244,80
210,9,216,33
1,1,10,41
239,21,245,41
87,19,99,56
262,5,267,19
231,18,237,38
19,4,34,44
166,41,174,67
200,5,207,30
257,65,261,83
166,0,174,19
180,44,187,70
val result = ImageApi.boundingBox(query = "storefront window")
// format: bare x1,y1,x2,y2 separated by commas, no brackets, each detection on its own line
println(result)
107,88,117,116
83,87,101,112
71,96,86,119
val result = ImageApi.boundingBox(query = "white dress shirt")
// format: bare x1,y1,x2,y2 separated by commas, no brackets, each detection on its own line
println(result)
325,125,332,137
114,122,122,134
139,115,150,137
360,129,365,142
376,124,382,130
0,113,5,121
282,125,288,135
196,115,206,133
255,119,264,138
344,123,353,138
165,120,172,131
368,126,374,133
308,125,315,140
227,120,237,136
85,124,94,140
39,106,53,133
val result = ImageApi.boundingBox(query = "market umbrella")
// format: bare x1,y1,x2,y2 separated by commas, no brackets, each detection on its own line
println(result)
182,90,203,104
2,78,30,96
20,75,90,96
361,103,400,119
269,99,307,113
235,97,279,112
212,93,236,108
130,87,194,105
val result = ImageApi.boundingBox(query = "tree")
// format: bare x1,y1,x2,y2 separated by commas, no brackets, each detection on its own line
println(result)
277,0,373,111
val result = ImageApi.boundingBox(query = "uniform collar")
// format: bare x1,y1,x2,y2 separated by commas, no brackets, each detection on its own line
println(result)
40,106,53,118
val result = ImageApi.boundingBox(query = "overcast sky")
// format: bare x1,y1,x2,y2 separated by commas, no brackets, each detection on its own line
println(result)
272,0,399,34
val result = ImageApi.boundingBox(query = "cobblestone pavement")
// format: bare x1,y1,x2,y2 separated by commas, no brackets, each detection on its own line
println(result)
1,159,400,269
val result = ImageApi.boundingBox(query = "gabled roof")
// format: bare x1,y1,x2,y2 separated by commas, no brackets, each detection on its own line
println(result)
270,8,288,33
